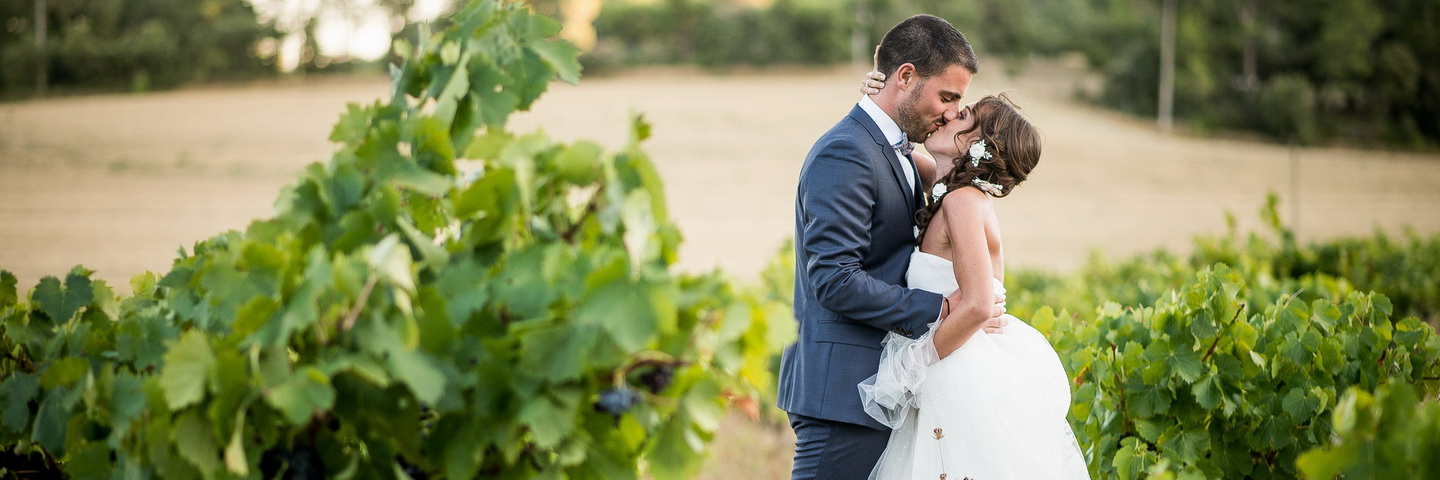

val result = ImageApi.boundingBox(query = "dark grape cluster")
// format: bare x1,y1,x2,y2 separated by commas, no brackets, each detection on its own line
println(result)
259,445,326,480
594,387,641,417
637,364,674,393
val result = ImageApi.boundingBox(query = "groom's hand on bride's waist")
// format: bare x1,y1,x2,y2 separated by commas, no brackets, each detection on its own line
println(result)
982,312,1008,334
983,292,1008,334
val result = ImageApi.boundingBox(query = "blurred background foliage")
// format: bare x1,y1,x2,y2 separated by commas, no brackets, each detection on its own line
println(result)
2,0,1437,143
0,0,274,94
583,0,1439,147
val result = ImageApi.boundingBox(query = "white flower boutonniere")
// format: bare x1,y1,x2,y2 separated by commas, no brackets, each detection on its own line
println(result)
930,183,948,202
968,140,993,167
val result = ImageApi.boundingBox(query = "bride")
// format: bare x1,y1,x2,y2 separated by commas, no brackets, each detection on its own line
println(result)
857,89,1090,479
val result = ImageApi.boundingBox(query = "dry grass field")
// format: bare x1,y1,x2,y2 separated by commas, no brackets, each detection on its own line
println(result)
3,60,1439,477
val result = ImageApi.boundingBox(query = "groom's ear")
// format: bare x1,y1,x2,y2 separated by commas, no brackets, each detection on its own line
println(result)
894,63,918,90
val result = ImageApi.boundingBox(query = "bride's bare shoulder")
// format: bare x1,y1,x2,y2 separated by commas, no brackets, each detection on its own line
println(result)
938,186,994,211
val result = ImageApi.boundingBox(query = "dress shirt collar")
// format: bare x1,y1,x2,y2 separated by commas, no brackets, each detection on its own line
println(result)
858,95,906,148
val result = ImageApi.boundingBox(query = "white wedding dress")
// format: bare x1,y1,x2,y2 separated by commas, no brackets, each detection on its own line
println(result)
860,250,1090,479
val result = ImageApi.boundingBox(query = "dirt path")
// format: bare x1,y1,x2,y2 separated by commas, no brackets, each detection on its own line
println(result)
3,64,1439,294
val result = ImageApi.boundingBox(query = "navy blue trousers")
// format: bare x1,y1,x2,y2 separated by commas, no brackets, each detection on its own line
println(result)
788,413,891,480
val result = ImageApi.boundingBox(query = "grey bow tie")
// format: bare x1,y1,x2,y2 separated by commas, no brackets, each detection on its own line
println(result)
893,139,914,156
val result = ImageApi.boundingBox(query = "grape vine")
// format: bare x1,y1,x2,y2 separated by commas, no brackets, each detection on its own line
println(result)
0,1,793,478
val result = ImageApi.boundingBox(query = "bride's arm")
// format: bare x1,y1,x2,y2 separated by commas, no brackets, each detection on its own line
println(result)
914,151,936,188
932,188,996,358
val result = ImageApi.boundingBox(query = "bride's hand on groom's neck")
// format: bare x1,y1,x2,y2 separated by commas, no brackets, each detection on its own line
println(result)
861,71,886,96
861,44,887,96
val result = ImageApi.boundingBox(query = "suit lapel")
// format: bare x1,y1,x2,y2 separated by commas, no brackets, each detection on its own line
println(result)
847,106,917,214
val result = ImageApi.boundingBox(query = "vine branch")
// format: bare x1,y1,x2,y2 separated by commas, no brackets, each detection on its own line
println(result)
1202,303,1246,363
338,274,379,333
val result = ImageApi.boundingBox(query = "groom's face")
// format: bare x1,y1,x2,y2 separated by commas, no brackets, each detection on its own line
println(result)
897,64,975,143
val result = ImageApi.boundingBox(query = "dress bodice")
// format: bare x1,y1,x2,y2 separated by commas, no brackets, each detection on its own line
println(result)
906,250,1002,297
906,250,958,296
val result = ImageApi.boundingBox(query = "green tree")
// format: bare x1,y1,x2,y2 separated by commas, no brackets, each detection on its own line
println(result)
0,0,271,95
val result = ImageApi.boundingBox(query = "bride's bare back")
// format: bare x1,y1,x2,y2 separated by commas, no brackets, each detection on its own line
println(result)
917,185,1003,356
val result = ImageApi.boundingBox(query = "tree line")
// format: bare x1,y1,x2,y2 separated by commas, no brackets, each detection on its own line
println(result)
585,0,1439,147
0,0,273,95
3,0,1436,147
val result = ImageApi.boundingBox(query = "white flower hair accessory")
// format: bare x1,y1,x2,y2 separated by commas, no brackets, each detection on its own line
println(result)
930,183,948,202
972,178,1004,196
968,140,993,168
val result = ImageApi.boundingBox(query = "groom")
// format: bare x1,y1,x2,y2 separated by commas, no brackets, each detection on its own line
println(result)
778,14,1000,479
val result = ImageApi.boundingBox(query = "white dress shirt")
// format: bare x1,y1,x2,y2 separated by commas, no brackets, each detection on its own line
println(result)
857,95,917,196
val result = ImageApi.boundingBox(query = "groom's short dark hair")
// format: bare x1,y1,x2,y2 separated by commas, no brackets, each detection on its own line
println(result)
876,15,979,79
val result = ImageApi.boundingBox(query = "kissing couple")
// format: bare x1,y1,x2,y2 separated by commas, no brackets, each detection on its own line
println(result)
777,14,1091,480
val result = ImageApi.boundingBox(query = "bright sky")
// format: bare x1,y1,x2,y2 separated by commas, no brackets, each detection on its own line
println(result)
249,0,454,66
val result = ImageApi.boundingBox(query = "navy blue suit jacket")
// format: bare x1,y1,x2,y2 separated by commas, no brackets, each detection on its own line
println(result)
778,104,943,429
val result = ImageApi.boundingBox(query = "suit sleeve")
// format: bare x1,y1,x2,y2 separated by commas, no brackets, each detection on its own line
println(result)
799,138,940,338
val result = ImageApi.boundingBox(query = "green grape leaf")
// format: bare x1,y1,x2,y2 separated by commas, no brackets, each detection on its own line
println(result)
648,416,705,480
1251,415,1293,450
433,56,472,127
577,278,660,352
31,391,70,456
528,37,582,85
1130,384,1171,417
1282,387,1320,421
0,372,39,432
1192,374,1222,410
1,270,17,306
109,370,146,442
40,356,88,388
1190,308,1219,341
1160,428,1210,464
390,349,446,405
1142,340,1204,383
468,59,522,127
116,308,179,371
494,244,562,319
33,272,93,322
265,366,336,426
174,409,222,475
631,114,652,143
520,324,598,381
518,391,575,449
1296,443,1360,480
232,296,279,345
1113,437,1148,480
407,115,459,173
552,140,604,185
331,102,374,145
369,234,417,294
161,331,215,411
62,441,112,480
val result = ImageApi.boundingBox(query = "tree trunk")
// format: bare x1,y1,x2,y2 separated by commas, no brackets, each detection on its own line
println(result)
1158,0,1176,131
35,0,47,95
1233,0,1259,92
851,0,872,68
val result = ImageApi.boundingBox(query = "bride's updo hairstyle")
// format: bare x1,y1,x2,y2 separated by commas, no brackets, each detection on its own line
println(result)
915,92,1041,245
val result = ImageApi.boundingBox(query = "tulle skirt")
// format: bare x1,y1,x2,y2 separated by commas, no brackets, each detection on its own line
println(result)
862,314,1090,479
